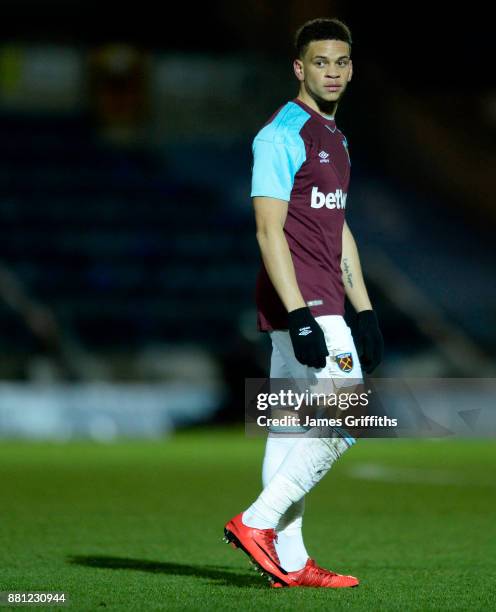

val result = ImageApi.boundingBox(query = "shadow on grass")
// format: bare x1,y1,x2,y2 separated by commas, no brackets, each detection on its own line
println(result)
67,555,267,588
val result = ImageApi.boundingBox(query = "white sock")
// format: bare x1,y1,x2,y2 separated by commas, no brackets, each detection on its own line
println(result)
260,435,296,488
243,436,350,532
259,435,309,571
273,512,307,571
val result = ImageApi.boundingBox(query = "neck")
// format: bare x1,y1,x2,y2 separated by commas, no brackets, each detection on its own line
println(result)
297,87,337,119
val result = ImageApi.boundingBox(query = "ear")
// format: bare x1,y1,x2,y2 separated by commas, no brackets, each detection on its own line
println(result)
347,60,353,82
293,58,304,82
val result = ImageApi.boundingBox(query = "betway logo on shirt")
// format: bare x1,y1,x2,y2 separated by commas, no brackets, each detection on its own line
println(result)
310,186,347,209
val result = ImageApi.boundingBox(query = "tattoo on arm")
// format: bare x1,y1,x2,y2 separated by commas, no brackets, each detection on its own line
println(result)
342,258,353,288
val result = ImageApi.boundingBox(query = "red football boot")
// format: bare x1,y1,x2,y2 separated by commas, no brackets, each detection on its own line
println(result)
272,558,359,588
223,513,289,585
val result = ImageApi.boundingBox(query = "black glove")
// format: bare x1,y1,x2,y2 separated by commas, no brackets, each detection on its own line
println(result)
288,307,329,369
355,310,384,374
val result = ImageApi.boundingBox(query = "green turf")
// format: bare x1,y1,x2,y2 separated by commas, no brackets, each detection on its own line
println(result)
0,429,495,610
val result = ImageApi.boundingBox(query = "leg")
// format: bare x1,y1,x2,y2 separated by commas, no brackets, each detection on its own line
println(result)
243,434,353,530
261,434,309,571
225,316,362,585
258,338,309,570
244,316,362,546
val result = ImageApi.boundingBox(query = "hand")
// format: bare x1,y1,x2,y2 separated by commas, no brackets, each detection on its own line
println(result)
288,307,329,369
355,310,384,374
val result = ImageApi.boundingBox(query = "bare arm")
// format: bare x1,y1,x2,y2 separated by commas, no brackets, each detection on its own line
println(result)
341,221,373,313
253,196,306,312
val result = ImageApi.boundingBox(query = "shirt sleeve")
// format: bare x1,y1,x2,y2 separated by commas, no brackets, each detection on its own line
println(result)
250,138,306,201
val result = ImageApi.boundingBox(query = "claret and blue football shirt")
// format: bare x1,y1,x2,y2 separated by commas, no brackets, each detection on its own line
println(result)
251,98,351,331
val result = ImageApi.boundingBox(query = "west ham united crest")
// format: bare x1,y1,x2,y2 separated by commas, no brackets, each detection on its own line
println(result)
335,352,353,373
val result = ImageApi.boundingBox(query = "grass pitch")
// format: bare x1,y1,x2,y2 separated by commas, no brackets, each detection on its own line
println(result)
0,429,495,611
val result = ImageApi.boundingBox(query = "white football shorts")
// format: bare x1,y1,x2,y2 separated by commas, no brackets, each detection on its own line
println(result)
269,315,363,390
269,315,362,442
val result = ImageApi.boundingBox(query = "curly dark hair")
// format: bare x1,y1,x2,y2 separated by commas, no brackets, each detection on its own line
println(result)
295,18,352,58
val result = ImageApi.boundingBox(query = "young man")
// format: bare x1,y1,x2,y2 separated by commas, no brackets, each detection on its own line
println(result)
224,18,383,588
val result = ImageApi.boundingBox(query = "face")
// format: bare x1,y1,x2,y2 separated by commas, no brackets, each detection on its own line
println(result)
293,39,353,106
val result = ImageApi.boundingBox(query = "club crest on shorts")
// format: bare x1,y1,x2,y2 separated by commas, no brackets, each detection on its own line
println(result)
335,352,353,373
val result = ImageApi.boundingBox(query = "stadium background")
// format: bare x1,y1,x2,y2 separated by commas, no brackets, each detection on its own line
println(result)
0,1,495,610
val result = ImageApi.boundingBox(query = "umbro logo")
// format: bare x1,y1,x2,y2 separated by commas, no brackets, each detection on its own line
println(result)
318,150,330,164
298,326,312,336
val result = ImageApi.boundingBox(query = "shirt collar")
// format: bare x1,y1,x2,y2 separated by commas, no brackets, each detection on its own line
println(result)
292,98,337,128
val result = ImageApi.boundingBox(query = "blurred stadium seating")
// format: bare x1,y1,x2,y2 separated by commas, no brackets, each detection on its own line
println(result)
0,4,494,438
